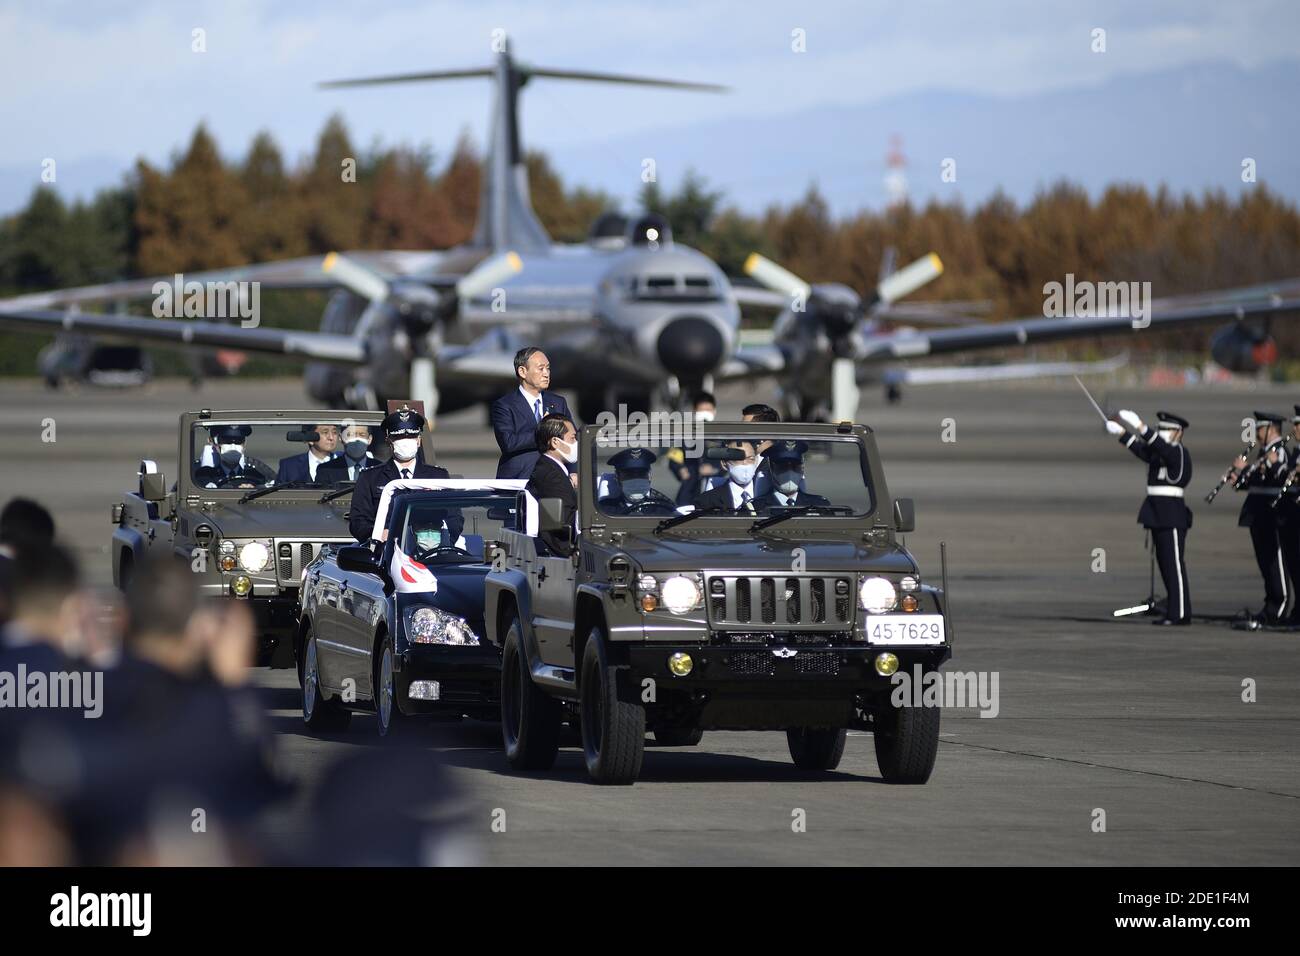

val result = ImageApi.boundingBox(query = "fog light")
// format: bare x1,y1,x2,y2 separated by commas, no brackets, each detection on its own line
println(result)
874,652,899,676
640,594,658,612
220,555,237,571
901,594,919,612
668,652,693,676
408,680,440,701
231,575,252,597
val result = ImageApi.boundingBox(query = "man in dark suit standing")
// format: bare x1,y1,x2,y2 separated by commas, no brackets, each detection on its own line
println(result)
276,423,340,484
527,414,578,556
492,347,573,479
349,407,449,541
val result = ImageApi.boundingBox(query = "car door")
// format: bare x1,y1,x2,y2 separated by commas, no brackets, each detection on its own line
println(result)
337,569,385,700
308,559,347,693
532,550,577,669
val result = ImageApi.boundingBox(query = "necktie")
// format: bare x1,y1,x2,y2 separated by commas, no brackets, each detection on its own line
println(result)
401,469,411,480
534,398,542,422
740,490,752,511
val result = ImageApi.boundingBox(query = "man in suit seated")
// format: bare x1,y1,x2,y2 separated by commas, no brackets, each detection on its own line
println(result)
317,422,378,483
599,448,677,516
349,407,449,542
276,423,340,484
526,413,578,557
492,346,573,479
693,439,763,516
752,440,831,511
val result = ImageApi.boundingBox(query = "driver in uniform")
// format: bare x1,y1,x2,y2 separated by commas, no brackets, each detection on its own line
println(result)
599,448,677,516
193,425,274,489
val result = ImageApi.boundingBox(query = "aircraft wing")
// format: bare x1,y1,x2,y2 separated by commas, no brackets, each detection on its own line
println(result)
0,250,447,311
882,353,1129,386
853,288,1300,362
0,308,367,364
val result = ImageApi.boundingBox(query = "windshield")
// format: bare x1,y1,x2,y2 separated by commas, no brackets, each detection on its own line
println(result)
394,493,523,565
190,421,378,491
591,434,874,519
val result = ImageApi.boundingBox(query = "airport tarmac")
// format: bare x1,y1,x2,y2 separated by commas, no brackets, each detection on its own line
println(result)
1,377,1297,865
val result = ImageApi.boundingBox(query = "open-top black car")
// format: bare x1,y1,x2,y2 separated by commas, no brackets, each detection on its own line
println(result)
296,479,528,736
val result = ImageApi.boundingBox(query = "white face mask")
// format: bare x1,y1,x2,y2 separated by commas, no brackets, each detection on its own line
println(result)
391,438,419,463
621,477,651,500
695,410,715,423
1158,429,1179,444
556,439,578,464
775,470,801,495
728,462,757,487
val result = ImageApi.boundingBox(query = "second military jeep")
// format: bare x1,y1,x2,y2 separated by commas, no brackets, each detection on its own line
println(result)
484,421,952,784
111,409,385,666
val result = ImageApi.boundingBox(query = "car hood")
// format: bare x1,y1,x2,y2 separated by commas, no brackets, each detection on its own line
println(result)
193,500,353,539
608,533,917,574
399,564,490,634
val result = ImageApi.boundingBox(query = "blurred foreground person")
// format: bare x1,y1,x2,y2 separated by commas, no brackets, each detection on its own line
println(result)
54,558,287,864
0,497,56,625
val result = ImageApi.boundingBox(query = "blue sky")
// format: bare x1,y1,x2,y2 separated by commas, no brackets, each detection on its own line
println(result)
2,0,1298,216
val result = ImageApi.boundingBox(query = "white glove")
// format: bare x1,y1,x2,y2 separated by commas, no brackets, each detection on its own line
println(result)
1105,420,1125,437
1117,409,1143,431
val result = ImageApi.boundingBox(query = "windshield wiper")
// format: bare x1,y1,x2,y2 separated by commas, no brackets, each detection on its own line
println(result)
240,480,313,503
318,482,357,503
654,505,726,534
749,504,854,532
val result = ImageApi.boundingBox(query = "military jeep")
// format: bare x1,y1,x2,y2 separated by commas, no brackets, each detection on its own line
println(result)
484,421,953,784
110,409,385,665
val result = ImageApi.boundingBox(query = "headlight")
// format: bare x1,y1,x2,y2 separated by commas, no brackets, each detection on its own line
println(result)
238,541,270,573
660,575,702,614
900,575,919,592
405,606,480,646
859,576,897,613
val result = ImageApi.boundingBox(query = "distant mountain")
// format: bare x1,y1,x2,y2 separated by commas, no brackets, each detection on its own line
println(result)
549,59,1300,215
4,59,1297,220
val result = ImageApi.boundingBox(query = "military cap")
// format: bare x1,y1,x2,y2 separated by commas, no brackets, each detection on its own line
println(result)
1254,410,1286,426
1155,411,1189,430
608,447,657,473
382,406,425,439
766,439,811,463
209,424,251,443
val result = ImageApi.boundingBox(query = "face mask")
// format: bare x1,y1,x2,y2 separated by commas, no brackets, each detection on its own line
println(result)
391,438,419,462
219,444,243,468
728,463,757,487
775,470,801,495
345,439,369,461
556,439,578,464
695,410,715,423
1158,429,1178,444
622,477,651,500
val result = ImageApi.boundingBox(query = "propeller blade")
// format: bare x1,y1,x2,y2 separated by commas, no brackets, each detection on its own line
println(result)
321,252,390,303
876,253,943,305
456,251,523,300
526,67,728,92
743,253,812,302
319,68,493,89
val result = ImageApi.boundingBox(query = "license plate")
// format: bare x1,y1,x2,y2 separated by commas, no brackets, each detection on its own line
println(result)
865,614,945,645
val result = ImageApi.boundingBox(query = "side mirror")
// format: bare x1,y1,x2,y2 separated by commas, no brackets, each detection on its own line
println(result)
337,544,382,575
893,497,915,533
538,497,568,533
141,472,168,502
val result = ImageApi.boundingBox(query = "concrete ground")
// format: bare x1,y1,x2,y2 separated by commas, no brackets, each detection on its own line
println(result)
2,376,1296,865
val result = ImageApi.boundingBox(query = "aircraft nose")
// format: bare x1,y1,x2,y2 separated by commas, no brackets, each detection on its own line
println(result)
656,316,725,377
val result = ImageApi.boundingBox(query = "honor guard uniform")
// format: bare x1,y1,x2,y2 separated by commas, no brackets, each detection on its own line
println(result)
1110,409,1192,625
1274,405,1300,624
1235,411,1291,625
348,407,449,541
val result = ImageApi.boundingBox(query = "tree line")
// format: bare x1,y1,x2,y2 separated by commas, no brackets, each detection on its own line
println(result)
3,115,1300,375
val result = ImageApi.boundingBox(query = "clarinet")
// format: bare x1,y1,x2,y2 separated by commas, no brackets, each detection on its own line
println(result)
1205,440,1256,503
1233,439,1286,491
1272,443,1299,509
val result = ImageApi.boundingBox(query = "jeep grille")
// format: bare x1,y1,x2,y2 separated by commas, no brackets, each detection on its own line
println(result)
275,539,348,587
706,575,854,630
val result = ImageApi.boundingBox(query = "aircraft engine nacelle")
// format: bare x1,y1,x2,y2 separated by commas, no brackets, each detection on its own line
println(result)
1210,324,1278,373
